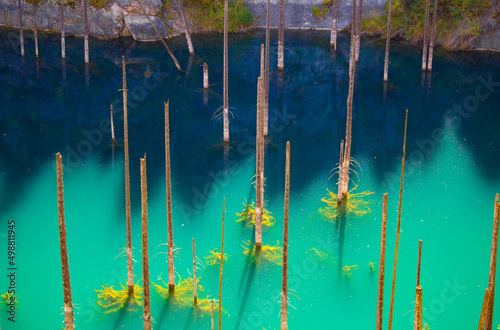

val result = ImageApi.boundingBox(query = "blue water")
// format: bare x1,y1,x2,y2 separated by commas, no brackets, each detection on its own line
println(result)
0,27,500,329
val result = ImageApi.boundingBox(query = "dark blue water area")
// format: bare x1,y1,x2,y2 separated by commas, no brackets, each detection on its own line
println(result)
0,27,499,221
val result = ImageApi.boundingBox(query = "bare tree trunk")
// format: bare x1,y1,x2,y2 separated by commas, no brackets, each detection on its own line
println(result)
260,44,265,80
255,77,264,247
164,101,175,291
140,156,152,330
281,141,290,330
83,0,89,63
203,63,209,89
422,0,430,71
60,0,65,59
351,0,356,37
383,0,393,82
264,0,270,136
219,198,226,329
56,153,74,330
337,140,344,203
387,109,408,330
355,0,363,62
376,193,388,330
414,240,423,330
18,0,24,57
416,240,422,287
223,0,229,142
427,0,438,72
277,0,285,70
485,195,500,330
178,0,194,54
330,0,339,50
33,0,38,58
122,56,135,293
193,238,198,303
479,289,492,330
110,104,115,143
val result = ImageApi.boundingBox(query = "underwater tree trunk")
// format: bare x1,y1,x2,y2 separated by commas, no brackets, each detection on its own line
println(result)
278,0,285,70
337,140,344,202
383,0,393,81
211,299,215,329
485,194,500,330
165,101,175,291
34,0,38,58
122,56,135,293
193,238,197,304
56,153,74,330
219,198,225,329
255,77,264,247
356,0,363,62
60,0,65,59
203,63,209,89
178,0,194,55
414,286,422,330
479,289,492,330
264,0,270,136
140,156,152,330
223,0,229,142
387,109,408,330
110,104,115,143
281,141,290,330
422,0,430,71
427,0,438,72
330,0,339,49
416,239,422,287
83,0,89,63
18,0,24,57
376,193,388,330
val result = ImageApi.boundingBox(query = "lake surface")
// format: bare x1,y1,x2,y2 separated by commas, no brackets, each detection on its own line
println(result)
0,27,500,329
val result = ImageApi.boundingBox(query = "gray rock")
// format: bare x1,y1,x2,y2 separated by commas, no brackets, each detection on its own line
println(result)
115,0,161,16
124,13,166,41
474,29,500,51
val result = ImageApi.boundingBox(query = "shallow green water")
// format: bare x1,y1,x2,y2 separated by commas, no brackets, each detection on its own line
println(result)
0,28,500,329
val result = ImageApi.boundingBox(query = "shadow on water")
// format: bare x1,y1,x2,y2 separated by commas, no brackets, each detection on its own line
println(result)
155,292,173,328
111,294,133,329
236,249,258,330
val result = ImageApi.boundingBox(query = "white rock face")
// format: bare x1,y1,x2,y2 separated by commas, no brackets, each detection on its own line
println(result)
124,13,166,41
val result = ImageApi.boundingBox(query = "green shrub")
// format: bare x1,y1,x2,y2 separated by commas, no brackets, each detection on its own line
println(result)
184,0,255,32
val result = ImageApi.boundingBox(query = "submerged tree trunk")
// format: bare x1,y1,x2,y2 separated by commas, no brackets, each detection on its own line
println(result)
414,240,423,330
219,199,226,329
178,0,194,54
223,0,229,142
427,0,438,72
122,56,135,293
255,77,264,247
383,0,393,82
56,153,74,330
422,0,430,71
485,195,500,330
193,238,198,303
281,141,290,330
264,0,270,136
330,0,339,50
278,0,285,70
83,0,89,63
376,193,388,330
480,289,492,330
140,156,152,330
18,0,24,57
60,0,65,59
356,0,363,62
165,101,175,290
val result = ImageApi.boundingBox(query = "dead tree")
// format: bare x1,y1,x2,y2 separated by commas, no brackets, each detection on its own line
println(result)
383,0,393,82
178,0,194,54
422,0,431,71
278,0,285,70
330,0,340,50
427,0,438,72
223,0,229,142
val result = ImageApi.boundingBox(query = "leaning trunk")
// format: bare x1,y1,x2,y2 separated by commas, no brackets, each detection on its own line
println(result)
355,0,363,62
178,0,194,54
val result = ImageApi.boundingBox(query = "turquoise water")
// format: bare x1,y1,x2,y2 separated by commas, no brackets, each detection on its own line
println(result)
0,28,500,329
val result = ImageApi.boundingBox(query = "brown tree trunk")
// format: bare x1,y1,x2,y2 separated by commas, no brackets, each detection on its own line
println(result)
427,0,438,71
33,0,38,58
356,0,363,62
351,0,357,37
219,198,226,329
422,0,430,71
485,195,500,330
223,0,229,142
479,289,492,330
83,0,89,63
414,286,422,330
56,153,74,330
140,156,152,330
18,0,24,57
264,0,270,136
383,0,393,82
193,238,198,304
260,43,265,80
330,0,339,50
387,109,408,330
165,101,175,291
416,240,422,287
281,141,290,330
178,0,194,54
376,193,388,330
255,77,264,247
122,56,135,293
110,104,115,143
203,63,209,89
60,0,65,59
278,0,285,70
337,140,344,203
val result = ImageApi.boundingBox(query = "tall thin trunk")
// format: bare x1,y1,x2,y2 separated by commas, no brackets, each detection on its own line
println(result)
414,240,423,330
110,104,115,142
281,141,290,330
422,0,430,71
123,56,135,292
479,289,492,330
337,140,344,202
427,0,438,72
330,0,339,50
277,0,285,70
203,63,209,89
219,198,226,329
356,0,363,62
260,44,265,80
56,153,74,330
18,0,24,57
33,0,38,58
83,0,89,63
416,240,422,287
485,195,500,330
387,109,408,330
255,77,264,247
211,299,215,330
351,0,356,36
140,156,152,330
223,0,229,142
165,101,175,291
376,193,388,330
383,0,393,82
61,0,65,59
193,238,198,303
264,0,270,136
178,0,194,54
